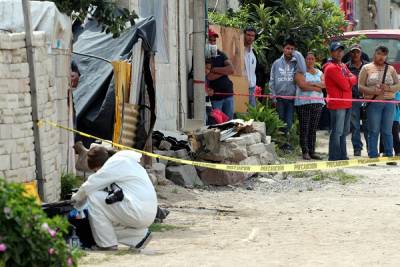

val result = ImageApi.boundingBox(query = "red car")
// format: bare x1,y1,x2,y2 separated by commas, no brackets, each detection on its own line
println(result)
343,30,400,73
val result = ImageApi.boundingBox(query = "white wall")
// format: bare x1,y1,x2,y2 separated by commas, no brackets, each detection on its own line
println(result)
0,31,70,202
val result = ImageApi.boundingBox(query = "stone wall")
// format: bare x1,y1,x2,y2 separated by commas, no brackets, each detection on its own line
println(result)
0,31,70,202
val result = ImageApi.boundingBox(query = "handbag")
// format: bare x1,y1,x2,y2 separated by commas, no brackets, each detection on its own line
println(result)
360,63,389,119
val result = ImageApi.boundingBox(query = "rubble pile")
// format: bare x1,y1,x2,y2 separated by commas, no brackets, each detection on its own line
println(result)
150,120,278,187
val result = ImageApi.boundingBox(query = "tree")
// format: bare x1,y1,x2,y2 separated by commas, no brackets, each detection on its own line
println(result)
209,0,347,70
39,0,138,37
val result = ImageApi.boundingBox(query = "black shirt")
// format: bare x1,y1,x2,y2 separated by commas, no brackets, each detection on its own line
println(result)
346,60,368,99
209,50,233,101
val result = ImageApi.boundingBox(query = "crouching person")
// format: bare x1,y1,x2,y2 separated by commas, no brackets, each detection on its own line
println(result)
71,147,157,250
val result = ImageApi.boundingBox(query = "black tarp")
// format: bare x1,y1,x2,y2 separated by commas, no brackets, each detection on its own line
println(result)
72,17,156,145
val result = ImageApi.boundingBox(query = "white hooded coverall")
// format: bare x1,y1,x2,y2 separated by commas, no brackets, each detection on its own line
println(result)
72,150,158,247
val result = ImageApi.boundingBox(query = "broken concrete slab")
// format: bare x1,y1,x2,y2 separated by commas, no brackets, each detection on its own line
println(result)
166,165,203,187
247,143,266,156
198,169,248,186
224,132,261,146
158,140,172,151
193,128,221,153
251,122,267,142
199,142,247,162
259,150,276,165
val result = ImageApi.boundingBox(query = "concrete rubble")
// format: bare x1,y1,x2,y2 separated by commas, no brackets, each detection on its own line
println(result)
151,120,278,187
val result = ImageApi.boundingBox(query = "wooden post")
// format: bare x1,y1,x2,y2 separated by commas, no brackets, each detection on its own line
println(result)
22,0,45,200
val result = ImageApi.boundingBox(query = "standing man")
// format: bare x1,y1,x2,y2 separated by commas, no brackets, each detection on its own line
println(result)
244,26,257,107
207,29,235,120
346,44,369,156
323,42,357,161
269,38,297,150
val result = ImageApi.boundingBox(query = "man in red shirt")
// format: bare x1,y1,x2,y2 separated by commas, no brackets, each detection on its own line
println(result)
323,42,357,161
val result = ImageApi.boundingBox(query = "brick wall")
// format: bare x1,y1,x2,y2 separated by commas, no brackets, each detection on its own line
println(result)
0,31,70,202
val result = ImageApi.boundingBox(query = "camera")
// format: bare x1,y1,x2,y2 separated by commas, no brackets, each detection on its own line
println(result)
105,183,124,205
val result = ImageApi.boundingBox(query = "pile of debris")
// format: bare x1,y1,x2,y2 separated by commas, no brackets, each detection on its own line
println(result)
148,120,278,187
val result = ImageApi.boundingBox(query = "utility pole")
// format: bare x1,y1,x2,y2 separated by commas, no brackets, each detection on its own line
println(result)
192,0,206,121
22,0,45,200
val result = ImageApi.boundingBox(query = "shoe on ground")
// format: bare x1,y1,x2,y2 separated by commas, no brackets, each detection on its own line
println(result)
310,153,322,160
386,162,397,166
354,150,361,157
133,231,152,250
302,153,311,160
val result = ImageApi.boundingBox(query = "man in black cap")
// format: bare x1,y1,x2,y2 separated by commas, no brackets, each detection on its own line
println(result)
346,44,369,156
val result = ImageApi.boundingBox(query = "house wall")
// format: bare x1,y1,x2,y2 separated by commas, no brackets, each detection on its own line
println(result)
0,31,70,202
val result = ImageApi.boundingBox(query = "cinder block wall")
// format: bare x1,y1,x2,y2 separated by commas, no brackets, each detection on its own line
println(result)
0,31,70,202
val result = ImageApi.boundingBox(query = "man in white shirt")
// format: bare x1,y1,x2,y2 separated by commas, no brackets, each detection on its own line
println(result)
244,27,257,107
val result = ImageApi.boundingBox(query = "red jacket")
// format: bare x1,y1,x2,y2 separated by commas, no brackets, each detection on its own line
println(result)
323,61,357,110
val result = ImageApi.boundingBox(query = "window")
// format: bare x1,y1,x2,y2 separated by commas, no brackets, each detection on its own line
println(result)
360,38,400,62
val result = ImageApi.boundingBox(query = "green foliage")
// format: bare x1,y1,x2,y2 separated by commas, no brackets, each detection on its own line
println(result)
209,0,347,67
61,173,84,200
0,179,81,267
41,0,138,38
238,101,285,143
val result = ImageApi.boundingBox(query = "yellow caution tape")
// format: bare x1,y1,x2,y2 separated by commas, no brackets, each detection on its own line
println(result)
38,120,400,173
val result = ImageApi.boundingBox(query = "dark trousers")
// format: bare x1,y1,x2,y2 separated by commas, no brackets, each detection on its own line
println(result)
296,104,323,154
379,121,400,156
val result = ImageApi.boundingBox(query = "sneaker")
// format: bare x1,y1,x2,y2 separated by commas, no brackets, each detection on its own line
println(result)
354,150,361,157
133,231,152,250
310,153,323,160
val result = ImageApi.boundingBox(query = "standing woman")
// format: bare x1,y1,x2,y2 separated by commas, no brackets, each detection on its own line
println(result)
358,46,400,158
295,52,325,160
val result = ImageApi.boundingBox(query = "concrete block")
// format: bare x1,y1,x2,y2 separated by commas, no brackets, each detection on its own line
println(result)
0,124,12,139
199,142,247,162
0,154,10,171
247,143,266,156
193,128,221,153
0,32,26,50
166,165,203,187
18,93,31,107
11,152,30,169
225,132,261,146
0,94,18,109
259,150,276,165
252,121,267,142
56,99,68,121
0,139,15,154
8,63,29,78
12,122,33,139
198,168,247,186
5,166,36,183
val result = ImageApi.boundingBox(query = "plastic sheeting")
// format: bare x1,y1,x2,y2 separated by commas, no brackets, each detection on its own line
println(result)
72,17,156,142
0,0,71,49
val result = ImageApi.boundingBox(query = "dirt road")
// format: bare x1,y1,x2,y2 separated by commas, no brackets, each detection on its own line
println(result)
80,161,400,267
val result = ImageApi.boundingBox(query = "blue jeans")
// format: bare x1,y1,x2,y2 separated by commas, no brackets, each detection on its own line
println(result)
329,108,351,161
248,87,256,108
350,102,368,151
211,96,234,120
276,99,295,136
367,102,395,157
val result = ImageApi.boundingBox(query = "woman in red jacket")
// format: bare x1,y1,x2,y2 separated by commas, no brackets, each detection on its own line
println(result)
323,42,357,161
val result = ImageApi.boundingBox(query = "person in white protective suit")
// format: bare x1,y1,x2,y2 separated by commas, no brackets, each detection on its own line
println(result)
71,146,158,250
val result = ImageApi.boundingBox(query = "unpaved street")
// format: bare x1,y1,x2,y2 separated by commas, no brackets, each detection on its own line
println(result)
80,161,400,267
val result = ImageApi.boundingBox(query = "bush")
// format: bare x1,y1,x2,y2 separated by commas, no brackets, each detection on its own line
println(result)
0,179,81,267
238,101,285,144
61,173,83,200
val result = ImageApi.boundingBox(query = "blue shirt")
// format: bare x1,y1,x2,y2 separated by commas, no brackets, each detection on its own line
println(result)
295,69,325,106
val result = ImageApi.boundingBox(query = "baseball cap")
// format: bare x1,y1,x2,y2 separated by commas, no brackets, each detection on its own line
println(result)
330,42,345,52
350,44,362,52
208,29,219,38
